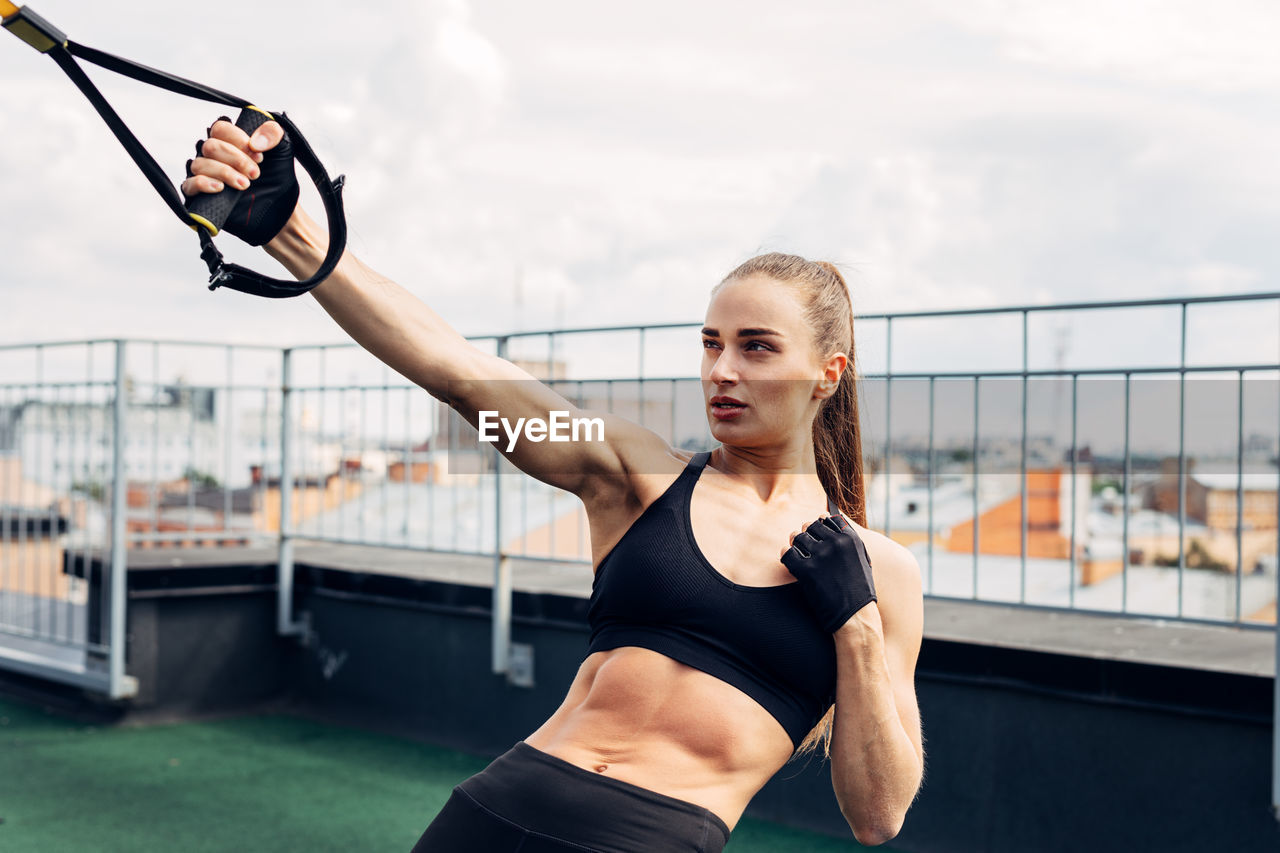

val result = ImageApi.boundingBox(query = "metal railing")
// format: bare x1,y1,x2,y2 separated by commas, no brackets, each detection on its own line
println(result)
1,288,1278,814
0,340,133,698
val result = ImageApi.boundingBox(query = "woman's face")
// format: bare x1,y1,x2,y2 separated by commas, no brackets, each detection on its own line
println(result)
701,274,837,450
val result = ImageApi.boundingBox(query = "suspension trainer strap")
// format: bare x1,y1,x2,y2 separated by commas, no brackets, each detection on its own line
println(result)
2,3,347,297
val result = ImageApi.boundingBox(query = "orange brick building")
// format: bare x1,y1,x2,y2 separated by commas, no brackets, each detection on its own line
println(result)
943,469,1072,559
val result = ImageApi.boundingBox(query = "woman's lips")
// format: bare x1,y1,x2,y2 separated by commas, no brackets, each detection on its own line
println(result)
710,399,747,420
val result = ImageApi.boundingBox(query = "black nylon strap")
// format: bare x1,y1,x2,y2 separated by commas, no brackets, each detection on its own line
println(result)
40,37,345,297
66,41,247,109
47,44,190,222
195,111,348,299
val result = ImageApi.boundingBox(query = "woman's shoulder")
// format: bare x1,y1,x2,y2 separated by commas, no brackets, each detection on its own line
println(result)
842,519,920,575
845,521,923,600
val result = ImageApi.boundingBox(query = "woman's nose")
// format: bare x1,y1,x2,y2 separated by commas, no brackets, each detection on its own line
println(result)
708,350,739,384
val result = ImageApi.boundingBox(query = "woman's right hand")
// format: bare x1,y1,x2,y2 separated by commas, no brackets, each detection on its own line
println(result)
181,114,300,247
180,117,284,198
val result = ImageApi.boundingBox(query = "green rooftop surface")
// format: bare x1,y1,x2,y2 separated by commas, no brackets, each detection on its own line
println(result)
0,697,878,851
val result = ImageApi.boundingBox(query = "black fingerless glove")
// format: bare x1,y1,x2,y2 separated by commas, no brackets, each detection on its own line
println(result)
185,110,299,247
781,515,877,634
233,126,298,246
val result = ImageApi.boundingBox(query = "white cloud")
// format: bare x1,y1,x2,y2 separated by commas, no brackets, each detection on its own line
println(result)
1183,261,1263,294
433,0,507,96
935,0,1280,92
1,0,1278,363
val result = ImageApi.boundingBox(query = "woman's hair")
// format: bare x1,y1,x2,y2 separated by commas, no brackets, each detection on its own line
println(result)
715,251,867,758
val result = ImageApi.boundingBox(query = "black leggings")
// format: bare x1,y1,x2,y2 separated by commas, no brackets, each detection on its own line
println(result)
410,742,731,853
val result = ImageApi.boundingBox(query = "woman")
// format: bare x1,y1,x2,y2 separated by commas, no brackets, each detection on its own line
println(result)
184,118,925,851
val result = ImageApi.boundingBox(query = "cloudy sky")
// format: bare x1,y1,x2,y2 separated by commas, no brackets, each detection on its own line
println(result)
3,0,1280,376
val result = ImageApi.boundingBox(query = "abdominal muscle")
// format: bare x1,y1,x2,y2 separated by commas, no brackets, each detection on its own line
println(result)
523,646,798,830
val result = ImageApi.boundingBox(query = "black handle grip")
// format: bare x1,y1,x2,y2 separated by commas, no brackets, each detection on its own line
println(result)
185,108,272,235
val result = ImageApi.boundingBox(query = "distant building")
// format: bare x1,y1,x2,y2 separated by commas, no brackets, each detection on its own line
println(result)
124,465,362,547
874,464,1091,557
941,468,1088,560
0,383,355,494
1146,457,1278,532
0,397,220,491
0,454,78,604
1136,457,1279,574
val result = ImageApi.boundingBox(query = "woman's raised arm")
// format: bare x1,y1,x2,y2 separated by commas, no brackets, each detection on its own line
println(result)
184,118,669,497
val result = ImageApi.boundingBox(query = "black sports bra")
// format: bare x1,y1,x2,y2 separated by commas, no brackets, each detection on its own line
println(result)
586,450,838,749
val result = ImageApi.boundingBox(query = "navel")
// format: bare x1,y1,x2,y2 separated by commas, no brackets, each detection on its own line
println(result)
594,764,609,773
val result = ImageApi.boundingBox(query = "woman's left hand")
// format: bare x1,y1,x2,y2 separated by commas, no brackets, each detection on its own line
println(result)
780,514,878,635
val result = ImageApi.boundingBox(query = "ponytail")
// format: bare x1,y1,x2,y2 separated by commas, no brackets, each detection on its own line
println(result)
718,253,866,758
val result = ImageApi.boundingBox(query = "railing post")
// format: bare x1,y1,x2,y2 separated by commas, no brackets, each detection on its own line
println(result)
1020,309,1028,604
1069,374,1078,610
1274,298,1280,823
972,375,979,595
927,375,934,594
492,337,511,675
1177,302,1188,618
884,317,892,535
108,340,136,698
1122,372,1131,612
277,347,304,636
1273,550,1279,821
1235,371,1244,624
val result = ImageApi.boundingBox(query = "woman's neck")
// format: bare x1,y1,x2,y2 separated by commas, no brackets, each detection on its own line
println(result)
711,443,825,506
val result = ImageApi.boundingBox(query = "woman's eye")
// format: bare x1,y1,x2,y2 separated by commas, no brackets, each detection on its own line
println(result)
702,339,770,352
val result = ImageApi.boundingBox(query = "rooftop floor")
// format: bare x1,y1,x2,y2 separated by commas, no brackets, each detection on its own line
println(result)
0,697,883,852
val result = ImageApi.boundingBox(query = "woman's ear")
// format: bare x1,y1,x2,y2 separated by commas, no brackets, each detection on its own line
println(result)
815,351,847,400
